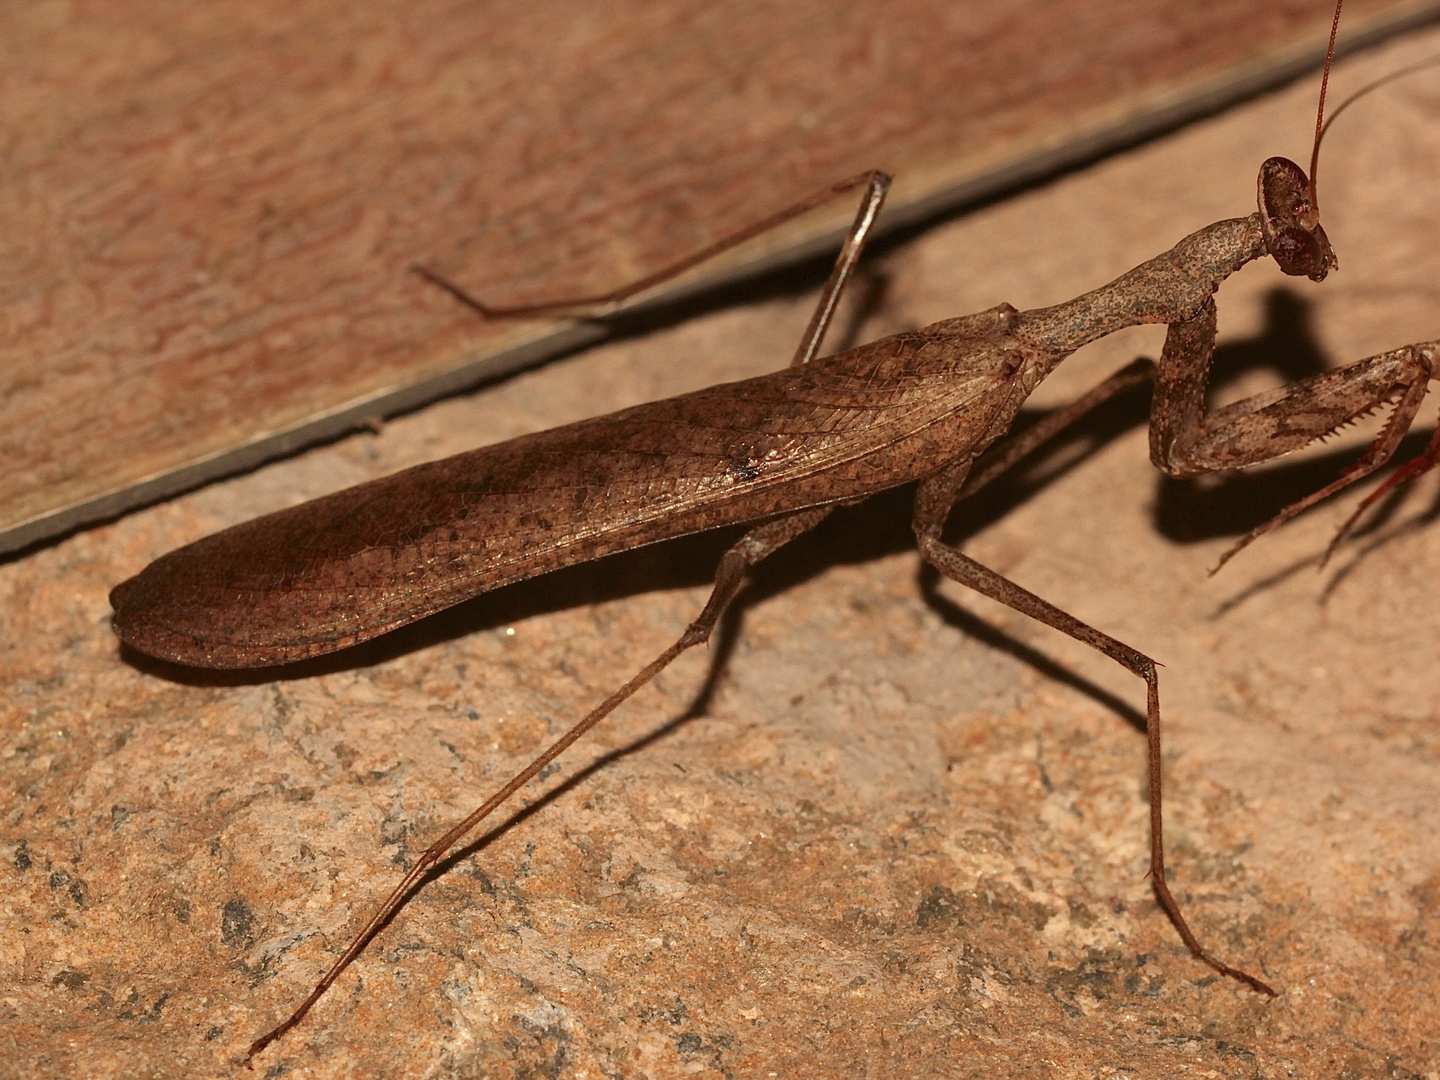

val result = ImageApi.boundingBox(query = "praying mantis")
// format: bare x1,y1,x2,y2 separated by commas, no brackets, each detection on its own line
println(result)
97,2,1440,1071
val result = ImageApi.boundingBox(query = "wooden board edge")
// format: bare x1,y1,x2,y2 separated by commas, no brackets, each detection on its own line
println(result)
6,0,1438,558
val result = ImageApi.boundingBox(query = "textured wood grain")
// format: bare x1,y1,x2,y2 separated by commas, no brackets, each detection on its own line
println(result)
4,0,1438,553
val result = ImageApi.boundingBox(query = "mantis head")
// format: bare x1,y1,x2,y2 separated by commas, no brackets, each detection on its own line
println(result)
1257,0,1345,282
1258,4,1440,285
1257,156,1336,282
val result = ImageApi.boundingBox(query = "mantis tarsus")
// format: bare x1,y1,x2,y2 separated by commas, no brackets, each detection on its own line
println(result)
105,0,1440,1061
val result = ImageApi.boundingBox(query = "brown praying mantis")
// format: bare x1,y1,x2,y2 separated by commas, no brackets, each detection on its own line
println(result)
106,0,1440,1062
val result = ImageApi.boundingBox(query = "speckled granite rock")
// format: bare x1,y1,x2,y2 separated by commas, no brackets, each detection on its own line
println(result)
6,29,1440,1080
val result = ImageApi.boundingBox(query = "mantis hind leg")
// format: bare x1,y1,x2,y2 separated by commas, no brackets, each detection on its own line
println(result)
245,503,834,1063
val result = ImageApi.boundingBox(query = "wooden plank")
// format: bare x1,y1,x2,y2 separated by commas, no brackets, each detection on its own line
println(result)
3,0,1437,553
